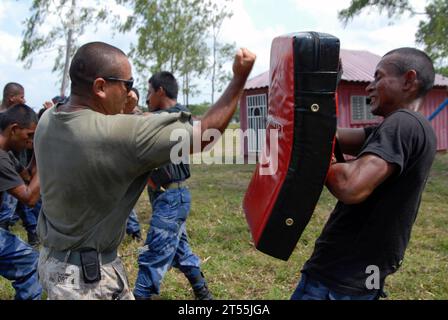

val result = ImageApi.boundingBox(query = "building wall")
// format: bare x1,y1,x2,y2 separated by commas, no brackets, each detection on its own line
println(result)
421,88,448,151
336,81,382,128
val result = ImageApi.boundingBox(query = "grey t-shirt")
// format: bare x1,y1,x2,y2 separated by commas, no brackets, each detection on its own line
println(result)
0,149,24,207
35,107,192,252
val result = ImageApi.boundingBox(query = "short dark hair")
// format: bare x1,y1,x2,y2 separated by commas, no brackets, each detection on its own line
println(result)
149,71,178,100
0,104,37,131
69,42,127,95
37,108,47,120
2,82,24,101
383,47,435,98
52,95,68,104
131,87,140,101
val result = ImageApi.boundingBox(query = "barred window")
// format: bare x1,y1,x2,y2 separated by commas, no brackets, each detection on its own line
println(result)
247,94,267,152
351,95,376,122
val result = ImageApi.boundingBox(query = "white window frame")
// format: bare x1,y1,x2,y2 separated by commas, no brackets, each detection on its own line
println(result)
246,94,268,153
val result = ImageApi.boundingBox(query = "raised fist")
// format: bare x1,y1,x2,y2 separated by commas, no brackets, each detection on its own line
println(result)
233,48,256,80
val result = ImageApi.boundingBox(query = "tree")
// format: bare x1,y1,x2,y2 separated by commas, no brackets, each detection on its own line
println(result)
209,1,235,104
117,0,236,105
338,0,448,76
19,0,113,96
188,102,210,117
118,0,212,105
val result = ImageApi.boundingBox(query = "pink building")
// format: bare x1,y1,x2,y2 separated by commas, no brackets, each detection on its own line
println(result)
240,49,448,158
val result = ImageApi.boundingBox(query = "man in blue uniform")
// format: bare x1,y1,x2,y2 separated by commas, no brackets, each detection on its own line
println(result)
133,72,211,300
0,104,41,300
124,87,143,241
0,82,40,247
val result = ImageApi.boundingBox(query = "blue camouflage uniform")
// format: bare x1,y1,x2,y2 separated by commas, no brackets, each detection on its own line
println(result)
0,193,18,229
0,222,42,299
133,104,208,299
0,149,42,299
126,208,141,238
0,191,42,247
15,200,41,234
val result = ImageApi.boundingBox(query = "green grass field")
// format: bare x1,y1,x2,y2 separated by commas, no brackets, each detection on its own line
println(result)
1,153,447,300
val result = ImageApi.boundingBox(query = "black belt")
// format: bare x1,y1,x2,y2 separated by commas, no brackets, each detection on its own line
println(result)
48,248,117,266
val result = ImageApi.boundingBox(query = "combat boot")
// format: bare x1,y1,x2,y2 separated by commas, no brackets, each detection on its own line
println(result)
193,283,213,300
187,271,213,300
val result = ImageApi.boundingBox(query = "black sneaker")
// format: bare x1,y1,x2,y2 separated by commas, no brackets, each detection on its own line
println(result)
27,231,40,247
193,284,213,300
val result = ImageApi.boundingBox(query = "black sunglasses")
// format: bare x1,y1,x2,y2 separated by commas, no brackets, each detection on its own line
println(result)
103,77,134,92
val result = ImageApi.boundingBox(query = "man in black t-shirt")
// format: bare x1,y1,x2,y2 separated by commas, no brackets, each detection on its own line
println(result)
292,48,437,300
0,104,41,300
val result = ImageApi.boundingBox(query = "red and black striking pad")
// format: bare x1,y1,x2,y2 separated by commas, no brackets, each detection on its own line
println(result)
243,32,340,261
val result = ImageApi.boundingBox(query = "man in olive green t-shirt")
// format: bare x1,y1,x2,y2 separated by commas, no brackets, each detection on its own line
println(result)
34,41,255,300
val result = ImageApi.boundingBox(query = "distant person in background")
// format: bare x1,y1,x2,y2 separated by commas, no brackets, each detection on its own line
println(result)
124,88,143,115
123,87,143,241
38,95,68,119
0,83,26,112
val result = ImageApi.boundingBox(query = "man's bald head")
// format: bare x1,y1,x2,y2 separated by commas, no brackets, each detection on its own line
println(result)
69,42,128,96
383,47,435,98
2,82,24,106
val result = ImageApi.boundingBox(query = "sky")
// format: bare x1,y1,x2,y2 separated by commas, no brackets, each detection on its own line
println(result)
0,0,428,110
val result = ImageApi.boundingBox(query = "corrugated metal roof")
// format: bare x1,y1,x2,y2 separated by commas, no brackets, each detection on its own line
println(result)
244,71,268,89
339,49,379,83
435,74,448,87
244,71,269,90
244,49,448,89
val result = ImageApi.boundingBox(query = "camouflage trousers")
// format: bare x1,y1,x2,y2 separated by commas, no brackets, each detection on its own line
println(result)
38,247,134,300
134,187,202,298
126,208,141,235
0,193,42,233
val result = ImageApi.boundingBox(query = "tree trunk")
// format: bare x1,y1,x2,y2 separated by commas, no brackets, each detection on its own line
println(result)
60,0,76,97
185,72,189,107
182,74,187,106
211,33,217,104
